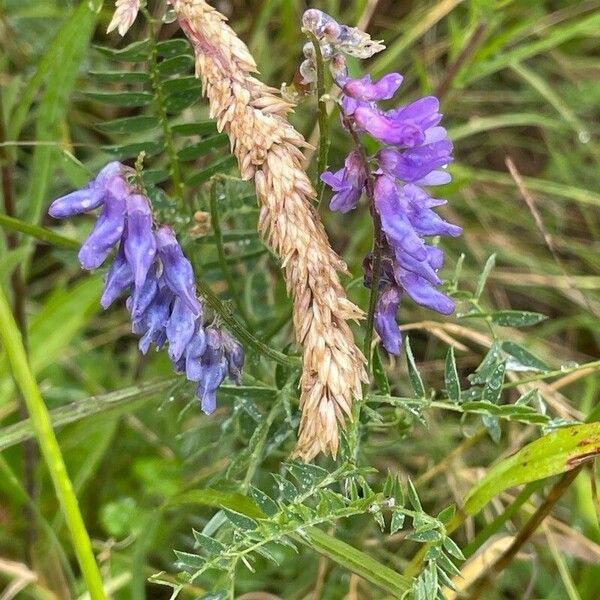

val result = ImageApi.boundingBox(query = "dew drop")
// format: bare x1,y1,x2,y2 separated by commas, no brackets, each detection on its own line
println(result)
578,130,591,144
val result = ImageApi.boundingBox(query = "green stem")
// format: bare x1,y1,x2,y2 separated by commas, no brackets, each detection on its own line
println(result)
306,31,330,208
195,278,299,368
343,118,381,370
0,284,106,600
241,387,287,492
143,7,185,206
0,213,79,249
343,117,382,460
209,179,253,328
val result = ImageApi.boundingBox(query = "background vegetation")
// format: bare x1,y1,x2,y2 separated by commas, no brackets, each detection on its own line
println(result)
1,0,599,598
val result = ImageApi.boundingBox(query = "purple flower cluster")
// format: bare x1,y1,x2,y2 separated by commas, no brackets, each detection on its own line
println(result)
48,163,244,413
322,74,462,355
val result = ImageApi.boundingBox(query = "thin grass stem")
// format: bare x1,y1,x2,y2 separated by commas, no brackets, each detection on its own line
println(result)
209,179,253,328
306,30,331,208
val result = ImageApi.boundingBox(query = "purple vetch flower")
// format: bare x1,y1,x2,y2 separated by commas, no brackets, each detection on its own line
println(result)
222,331,244,385
130,264,159,320
320,150,366,213
166,297,197,362
78,176,128,270
48,162,123,218
194,328,228,415
125,194,156,288
322,70,461,355
343,73,403,102
374,284,403,355
156,226,201,317
100,242,133,309
48,162,244,412
184,328,208,382
378,142,453,185
137,286,173,354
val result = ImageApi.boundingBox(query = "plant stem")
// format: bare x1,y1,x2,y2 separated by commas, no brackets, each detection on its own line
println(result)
241,387,287,492
209,179,253,328
343,118,382,371
0,284,106,600
465,465,584,600
343,116,382,460
1,88,38,561
195,278,299,368
142,7,185,207
306,31,330,208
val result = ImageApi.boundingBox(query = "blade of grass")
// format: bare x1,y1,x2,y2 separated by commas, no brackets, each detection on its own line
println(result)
0,378,178,452
0,213,79,250
463,11,600,84
23,0,101,267
372,0,466,75
453,164,600,207
0,283,106,600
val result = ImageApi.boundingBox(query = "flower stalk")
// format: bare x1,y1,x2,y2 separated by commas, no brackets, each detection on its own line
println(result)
305,29,331,208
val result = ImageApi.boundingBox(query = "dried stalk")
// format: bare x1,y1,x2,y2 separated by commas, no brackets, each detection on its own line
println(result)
170,0,366,460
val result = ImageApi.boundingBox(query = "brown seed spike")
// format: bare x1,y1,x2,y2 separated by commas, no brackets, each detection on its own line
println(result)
170,0,367,460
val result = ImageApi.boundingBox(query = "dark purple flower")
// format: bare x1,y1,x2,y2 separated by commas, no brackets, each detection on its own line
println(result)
48,162,122,218
400,185,462,238
78,177,127,270
343,73,403,102
130,265,159,320
155,226,201,316
223,331,244,385
320,150,366,213
138,287,173,354
124,194,157,289
353,105,425,147
397,272,454,315
100,242,133,309
48,162,244,415
195,361,227,415
324,71,460,355
374,285,403,355
184,328,208,382
387,96,442,133
377,141,453,185
166,297,197,362
374,175,427,261
194,328,228,414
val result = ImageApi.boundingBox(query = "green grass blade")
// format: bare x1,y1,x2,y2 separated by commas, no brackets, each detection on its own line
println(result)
463,423,600,516
0,213,79,249
301,527,413,596
0,378,177,452
0,282,106,599
23,1,101,260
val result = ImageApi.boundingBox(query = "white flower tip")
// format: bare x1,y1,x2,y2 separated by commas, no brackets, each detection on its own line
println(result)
107,0,140,37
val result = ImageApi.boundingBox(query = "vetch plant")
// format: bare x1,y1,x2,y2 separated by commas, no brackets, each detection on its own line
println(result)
48,162,244,413
305,9,462,358
2,2,598,600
